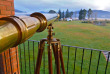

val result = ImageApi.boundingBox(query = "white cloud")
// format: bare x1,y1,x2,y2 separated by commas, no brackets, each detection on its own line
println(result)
94,0,110,10
14,0,110,12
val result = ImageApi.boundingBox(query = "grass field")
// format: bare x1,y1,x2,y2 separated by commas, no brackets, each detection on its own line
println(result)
30,21,110,50
19,21,110,74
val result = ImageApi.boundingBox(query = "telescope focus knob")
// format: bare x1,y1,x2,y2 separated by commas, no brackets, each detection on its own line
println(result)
52,33,55,36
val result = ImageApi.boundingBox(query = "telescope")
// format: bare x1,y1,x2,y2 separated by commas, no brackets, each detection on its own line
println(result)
0,12,59,53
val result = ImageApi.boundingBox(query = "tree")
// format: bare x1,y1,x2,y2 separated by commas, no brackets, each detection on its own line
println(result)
95,12,97,20
75,11,77,20
65,9,69,18
82,9,87,20
48,10,56,13
58,9,61,20
79,9,87,20
62,11,65,20
79,9,83,20
69,11,73,18
87,9,92,20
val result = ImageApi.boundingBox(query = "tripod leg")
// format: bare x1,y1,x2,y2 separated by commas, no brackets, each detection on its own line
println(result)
51,38,57,63
35,39,46,74
48,44,53,74
51,43,57,63
59,43,65,74
51,43,57,74
55,43,61,74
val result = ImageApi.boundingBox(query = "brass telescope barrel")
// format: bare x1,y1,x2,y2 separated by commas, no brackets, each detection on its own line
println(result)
0,12,59,53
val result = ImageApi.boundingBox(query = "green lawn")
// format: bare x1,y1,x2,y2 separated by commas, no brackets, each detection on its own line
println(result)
30,21,110,50
19,21,110,74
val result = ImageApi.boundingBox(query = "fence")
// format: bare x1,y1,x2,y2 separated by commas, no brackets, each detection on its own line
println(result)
17,40,110,74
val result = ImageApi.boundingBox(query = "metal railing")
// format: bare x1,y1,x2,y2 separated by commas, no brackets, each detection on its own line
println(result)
18,40,110,74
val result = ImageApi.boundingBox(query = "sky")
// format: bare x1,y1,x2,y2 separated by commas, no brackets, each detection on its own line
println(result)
14,0,110,12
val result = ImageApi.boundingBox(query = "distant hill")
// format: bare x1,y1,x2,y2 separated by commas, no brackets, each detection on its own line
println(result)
15,9,28,16
15,9,110,19
93,10,110,18
15,9,48,13
39,11,48,13
75,10,110,19
15,9,26,13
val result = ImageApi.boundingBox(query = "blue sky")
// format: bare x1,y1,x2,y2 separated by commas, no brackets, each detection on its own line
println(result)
14,0,110,12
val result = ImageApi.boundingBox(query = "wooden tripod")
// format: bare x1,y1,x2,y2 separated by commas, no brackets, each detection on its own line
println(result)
35,24,65,74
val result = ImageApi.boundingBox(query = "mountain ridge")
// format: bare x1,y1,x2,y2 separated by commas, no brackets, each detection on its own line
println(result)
15,9,110,18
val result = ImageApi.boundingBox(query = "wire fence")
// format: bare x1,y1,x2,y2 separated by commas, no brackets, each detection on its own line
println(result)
18,40,110,74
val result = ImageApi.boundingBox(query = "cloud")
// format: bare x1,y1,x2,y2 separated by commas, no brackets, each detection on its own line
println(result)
14,0,110,12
